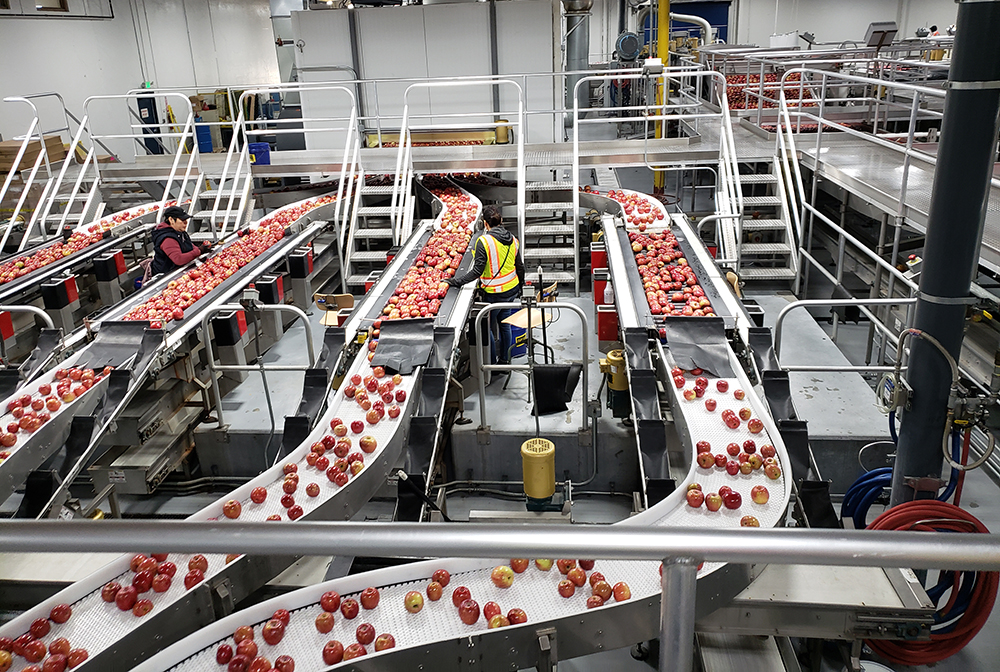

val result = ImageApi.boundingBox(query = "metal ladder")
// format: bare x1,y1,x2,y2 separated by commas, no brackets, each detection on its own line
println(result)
345,172,396,289
523,173,577,288
736,157,798,281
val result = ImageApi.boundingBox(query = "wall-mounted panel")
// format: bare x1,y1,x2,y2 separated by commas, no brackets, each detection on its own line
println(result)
422,2,493,128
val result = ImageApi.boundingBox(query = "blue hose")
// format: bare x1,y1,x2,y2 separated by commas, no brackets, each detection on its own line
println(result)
938,431,962,502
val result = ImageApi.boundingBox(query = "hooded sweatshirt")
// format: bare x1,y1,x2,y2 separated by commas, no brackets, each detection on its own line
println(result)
450,226,525,299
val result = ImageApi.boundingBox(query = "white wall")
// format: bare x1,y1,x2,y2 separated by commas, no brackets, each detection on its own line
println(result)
291,0,556,146
733,0,958,47
0,0,280,158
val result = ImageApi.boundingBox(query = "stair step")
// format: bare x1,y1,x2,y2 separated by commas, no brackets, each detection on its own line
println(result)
347,274,371,286
526,270,575,284
360,185,395,195
354,228,393,239
525,202,576,212
593,167,620,189
357,206,394,217
526,181,574,191
743,195,782,207
740,173,778,184
739,267,796,281
191,210,243,222
524,247,574,259
525,224,575,236
741,242,791,254
742,219,786,231
350,250,388,262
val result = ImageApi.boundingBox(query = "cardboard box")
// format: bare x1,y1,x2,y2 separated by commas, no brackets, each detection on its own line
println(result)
314,293,354,327
0,135,65,172
0,177,43,215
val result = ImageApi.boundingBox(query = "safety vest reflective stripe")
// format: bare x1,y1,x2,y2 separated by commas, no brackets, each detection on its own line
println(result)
479,233,519,293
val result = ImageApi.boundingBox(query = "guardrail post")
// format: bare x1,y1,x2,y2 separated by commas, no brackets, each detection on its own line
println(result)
660,556,698,672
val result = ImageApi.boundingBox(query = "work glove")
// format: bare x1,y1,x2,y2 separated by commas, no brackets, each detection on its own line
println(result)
198,241,213,256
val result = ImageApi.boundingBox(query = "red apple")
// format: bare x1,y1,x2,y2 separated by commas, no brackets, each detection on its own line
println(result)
189,554,208,572
158,561,177,577
343,643,366,660
432,568,450,586
274,655,295,672
734,389,745,400
741,515,760,527
374,633,395,651
359,435,377,453
132,598,153,617
748,418,764,434
321,590,341,612
723,491,742,509
355,622,375,645
686,489,704,508
557,580,575,598
49,603,71,624
234,625,254,643
184,569,205,589
507,608,527,624
217,644,233,664
315,612,334,634
535,559,553,571
589,571,606,588
360,586,380,610
613,582,631,601
510,558,529,573
49,638,71,656
350,420,364,434
340,598,359,619
101,581,121,602
395,389,406,403
483,601,502,621
592,580,613,601
223,499,241,519
451,585,471,607
705,492,723,511
115,585,138,611
67,649,88,668
322,640,344,665
458,599,480,624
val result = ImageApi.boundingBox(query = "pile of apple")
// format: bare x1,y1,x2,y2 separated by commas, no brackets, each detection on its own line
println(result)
603,189,666,231
208,558,631,668
673,367,782,523
0,602,88,670
98,553,192,620
725,72,813,110
0,202,178,287
121,196,336,327
374,177,475,325
381,140,484,148
628,230,715,317
0,366,113,462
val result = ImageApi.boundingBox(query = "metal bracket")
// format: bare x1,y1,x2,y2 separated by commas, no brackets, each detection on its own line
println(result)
476,427,491,445
904,476,945,495
536,627,558,672
917,292,977,306
211,578,235,618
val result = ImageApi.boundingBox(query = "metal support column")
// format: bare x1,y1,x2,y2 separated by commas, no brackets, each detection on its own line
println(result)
891,0,1000,505
660,556,697,672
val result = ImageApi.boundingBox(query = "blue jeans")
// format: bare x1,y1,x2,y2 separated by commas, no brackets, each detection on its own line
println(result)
483,292,518,365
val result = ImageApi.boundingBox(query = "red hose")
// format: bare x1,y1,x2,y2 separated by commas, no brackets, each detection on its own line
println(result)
953,429,972,506
865,500,998,666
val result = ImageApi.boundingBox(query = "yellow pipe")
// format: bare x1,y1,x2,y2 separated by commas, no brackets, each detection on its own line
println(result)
654,0,670,191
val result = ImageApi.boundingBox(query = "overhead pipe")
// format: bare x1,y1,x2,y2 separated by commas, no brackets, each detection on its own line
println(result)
891,0,1000,505
670,12,712,44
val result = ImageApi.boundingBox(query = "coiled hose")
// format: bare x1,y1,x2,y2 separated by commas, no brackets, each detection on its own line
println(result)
865,500,998,665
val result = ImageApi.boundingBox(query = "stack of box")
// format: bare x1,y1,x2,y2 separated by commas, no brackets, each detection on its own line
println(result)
0,135,66,173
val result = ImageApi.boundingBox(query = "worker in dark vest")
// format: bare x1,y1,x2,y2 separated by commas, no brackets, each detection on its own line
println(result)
150,206,211,276
447,204,524,365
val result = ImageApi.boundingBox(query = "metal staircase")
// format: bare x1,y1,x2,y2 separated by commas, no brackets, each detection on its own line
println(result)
523,178,577,287
736,158,798,281
345,174,396,290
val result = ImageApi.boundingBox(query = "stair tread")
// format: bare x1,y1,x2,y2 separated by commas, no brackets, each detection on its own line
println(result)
347,274,372,285
525,202,576,211
743,195,782,206
353,229,393,239
526,270,575,283
360,185,395,195
523,247,574,259
740,173,778,184
742,219,785,231
525,181,574,191
739,267,796,280
350,250,389,262
357,206,394,216
741,242,791,254
525,224,575,236
192,210,240,220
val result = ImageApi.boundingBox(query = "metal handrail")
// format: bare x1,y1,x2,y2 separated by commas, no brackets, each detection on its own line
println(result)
2,520,998,571
773,298,918,358
473,301,589,433
202,303,315,430
0,116,46,252
572,68,744,275
394,79,526,248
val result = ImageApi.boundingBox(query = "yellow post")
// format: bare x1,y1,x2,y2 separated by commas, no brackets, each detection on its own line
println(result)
654,0,670,193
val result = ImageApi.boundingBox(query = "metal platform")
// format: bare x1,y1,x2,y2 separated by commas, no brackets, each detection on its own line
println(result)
799,135,1000,275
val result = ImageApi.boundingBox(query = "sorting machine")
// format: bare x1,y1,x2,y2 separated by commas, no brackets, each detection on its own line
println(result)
0,176,481,670
0,178,939,672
